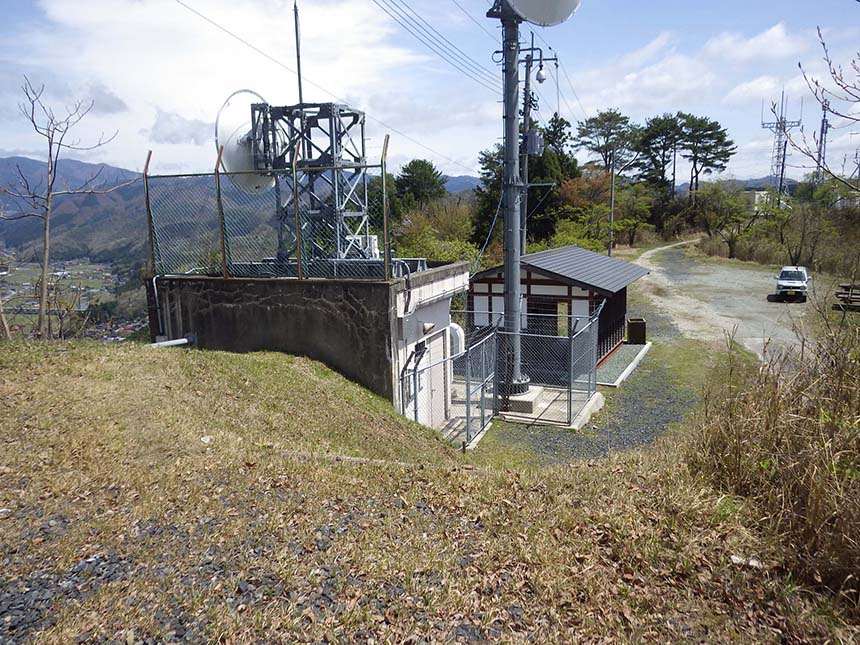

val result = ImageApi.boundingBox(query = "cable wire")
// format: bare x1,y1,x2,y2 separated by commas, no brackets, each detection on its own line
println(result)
529,28,590,120
172,0,478,173
472,190,503,274
372,0,500,94
449,0,498,43
391,0,498,79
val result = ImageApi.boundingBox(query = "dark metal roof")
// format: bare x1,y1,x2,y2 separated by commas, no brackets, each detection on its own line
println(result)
473,245,649,295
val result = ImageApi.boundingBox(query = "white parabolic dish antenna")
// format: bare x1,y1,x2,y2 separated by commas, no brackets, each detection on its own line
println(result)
215,89,276,194
506,0,581,27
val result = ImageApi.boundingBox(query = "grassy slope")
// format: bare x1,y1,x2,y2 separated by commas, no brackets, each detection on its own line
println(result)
1,342,856,642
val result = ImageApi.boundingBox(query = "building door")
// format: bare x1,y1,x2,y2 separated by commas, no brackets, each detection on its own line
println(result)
416,330,447,428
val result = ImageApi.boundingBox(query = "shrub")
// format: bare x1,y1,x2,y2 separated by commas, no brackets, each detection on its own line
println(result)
689,321,860,606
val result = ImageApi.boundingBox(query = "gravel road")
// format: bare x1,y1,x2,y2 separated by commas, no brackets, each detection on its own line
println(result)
637,241,810,357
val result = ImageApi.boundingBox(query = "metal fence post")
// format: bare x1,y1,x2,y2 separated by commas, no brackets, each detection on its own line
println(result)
143,150,157,275
412,366,420,423
381,134,391,280
465,344,472,444
568,324,574,425
214,146,229,278
291,143,304,280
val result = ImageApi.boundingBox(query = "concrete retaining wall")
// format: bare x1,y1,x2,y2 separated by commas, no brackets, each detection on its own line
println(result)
146,276,398,401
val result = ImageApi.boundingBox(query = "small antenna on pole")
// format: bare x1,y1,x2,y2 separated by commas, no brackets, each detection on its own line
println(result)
294,0,305,106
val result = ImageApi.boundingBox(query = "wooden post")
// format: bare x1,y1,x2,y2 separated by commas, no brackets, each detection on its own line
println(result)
381,134,391,280
214,146,229,278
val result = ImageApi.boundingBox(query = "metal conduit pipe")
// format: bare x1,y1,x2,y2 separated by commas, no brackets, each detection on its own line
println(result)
149,337,191,348
151,276,164,337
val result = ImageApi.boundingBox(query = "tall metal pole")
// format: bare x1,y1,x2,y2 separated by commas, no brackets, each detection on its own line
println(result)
294,1,305,107
520,33,534,255
502,5,526,390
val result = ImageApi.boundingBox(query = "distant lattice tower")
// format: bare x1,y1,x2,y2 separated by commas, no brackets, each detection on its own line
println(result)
762,90,802,204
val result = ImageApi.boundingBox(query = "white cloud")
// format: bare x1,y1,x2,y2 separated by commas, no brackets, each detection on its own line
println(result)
703,23,808,65
142,110,213,146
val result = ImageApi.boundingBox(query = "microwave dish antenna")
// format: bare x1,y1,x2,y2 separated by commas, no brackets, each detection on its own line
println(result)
214,89,275,194
506,0,580,26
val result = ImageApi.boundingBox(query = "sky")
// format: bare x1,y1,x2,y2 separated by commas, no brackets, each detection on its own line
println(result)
0,0,857,180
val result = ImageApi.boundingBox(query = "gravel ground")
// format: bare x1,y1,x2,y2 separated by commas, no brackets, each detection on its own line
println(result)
488,292,698,465
637,242,810,357
597,344,647,384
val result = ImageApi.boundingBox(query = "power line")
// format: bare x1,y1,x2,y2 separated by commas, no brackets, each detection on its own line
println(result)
372,0,500,93
528,28,589,121
391,0,498,79
558,61,590,120
449,0,498,42
172,0,478,173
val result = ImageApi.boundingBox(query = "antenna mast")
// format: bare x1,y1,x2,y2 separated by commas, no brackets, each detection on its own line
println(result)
814,100,830,185
761,90,801,206
294,1,304,106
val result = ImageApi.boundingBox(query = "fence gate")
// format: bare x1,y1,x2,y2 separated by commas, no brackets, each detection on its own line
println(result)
402,307,601,445
402,331,495,446
496,313,598,426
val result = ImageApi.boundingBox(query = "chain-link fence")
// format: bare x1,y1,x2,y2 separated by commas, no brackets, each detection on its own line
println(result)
401,332,496,446
146,164,393,280
403,307,601,444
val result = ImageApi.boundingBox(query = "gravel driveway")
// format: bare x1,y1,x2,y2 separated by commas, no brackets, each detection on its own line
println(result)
637,241,810,357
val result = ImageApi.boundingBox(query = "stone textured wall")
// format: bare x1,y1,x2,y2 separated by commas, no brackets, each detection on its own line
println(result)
147,277,398,401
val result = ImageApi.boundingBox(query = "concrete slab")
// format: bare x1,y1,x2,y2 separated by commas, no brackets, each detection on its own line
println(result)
597,342,652,387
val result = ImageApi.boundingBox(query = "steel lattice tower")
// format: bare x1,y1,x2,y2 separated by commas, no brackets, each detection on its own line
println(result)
761,91,801,204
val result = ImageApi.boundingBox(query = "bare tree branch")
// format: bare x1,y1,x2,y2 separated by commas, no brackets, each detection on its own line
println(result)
7,75,127,338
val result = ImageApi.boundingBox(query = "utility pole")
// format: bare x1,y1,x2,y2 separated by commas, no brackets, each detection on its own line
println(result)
814,99,830,185
520,33,555,254
520,33,534,255
488,0,528,395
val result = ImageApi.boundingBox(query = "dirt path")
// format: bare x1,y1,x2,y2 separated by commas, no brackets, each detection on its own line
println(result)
635,241,809,357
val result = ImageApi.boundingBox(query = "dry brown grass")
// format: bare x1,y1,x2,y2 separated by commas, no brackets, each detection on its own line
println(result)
1,341,857,642
690,321,860,613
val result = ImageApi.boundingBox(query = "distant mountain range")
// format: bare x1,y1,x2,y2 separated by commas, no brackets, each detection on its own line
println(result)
0,157,146,265
443,175,481,193
1,155,795,266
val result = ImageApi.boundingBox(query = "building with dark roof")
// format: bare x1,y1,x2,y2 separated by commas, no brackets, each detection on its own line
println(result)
469,245,649,359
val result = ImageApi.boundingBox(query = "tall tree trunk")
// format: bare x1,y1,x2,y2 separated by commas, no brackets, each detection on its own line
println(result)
671,144,677,196
37,190,52,338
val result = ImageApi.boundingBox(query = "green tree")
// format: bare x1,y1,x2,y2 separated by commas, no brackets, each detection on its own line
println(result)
697,183,759,258
394,159,447,207
634,113,684,199
679,114,736,201
573,109,635,169
543,112,579,177
395,199,478,265
471,145,504,247
367,173,402,224
614,182,655,246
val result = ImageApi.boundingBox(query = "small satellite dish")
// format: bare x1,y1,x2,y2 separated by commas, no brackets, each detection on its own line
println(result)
506,0,581,27
215,89,275,194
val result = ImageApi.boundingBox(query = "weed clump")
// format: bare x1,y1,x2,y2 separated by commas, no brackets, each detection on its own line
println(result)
690,322,860,605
